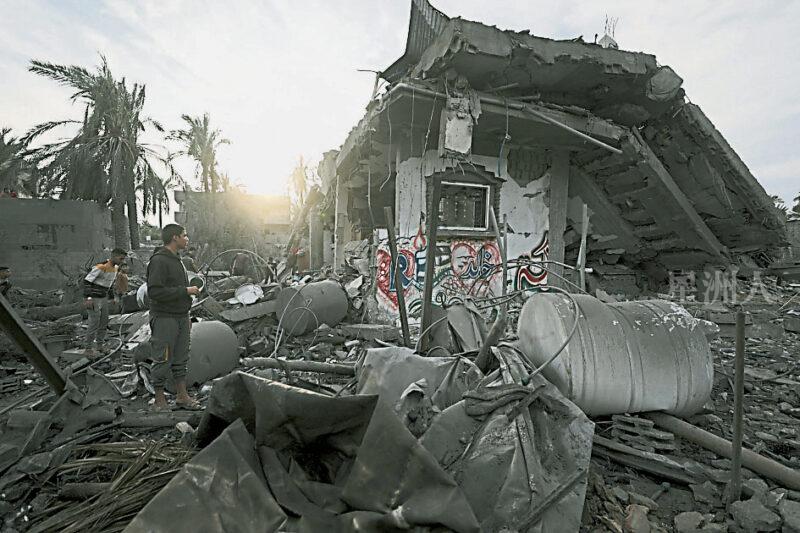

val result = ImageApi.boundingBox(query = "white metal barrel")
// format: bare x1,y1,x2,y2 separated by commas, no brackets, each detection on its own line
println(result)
516,293,713,417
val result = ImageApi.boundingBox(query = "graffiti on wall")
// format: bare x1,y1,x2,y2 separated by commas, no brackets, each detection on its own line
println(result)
376,229,550,316
376,229,503,315
514,231,549,291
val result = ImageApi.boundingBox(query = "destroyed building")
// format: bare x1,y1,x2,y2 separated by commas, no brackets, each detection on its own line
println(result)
2,3,799,533
0,197,114,290
174,190,292,261
317,0,787,319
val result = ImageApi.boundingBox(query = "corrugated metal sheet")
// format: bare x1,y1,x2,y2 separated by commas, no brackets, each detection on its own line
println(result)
382,0,449,83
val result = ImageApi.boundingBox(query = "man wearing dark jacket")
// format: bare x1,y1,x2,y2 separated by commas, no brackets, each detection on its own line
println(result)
147,224,200,411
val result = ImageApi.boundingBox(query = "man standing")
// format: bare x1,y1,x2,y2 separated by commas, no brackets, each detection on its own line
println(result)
83,248,127,355
147,224,200,411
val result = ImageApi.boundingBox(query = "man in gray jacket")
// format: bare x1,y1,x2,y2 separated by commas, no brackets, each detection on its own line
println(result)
147,224,201,411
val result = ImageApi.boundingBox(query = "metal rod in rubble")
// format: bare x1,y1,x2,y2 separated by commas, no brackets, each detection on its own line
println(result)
728,309,746,503
419,174,442,352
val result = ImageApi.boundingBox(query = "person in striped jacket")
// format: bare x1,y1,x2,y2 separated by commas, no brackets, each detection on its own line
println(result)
83,248,127,355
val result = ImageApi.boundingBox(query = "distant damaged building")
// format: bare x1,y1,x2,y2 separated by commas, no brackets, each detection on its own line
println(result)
318,0,786,318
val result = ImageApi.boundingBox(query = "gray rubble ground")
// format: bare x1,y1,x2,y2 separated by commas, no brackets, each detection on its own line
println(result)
0,272,798,532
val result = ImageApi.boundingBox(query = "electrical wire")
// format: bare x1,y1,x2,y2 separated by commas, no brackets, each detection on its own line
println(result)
522,286,582,382
414,315,449,352
198,248,276,291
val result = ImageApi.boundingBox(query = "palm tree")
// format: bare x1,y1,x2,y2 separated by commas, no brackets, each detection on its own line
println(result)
168,113,229,193
790,192,800,222
140,152,182,228
25,57,167,249
0,128,26,189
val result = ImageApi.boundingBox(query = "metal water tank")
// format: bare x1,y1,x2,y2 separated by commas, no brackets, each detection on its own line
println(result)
276,280,349,336
516,293,713,417
186,320,239,385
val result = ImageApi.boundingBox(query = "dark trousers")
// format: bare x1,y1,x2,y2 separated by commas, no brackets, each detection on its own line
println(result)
150,315,191,388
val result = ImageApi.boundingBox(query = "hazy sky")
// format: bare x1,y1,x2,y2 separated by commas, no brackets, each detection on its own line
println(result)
1,0,798,207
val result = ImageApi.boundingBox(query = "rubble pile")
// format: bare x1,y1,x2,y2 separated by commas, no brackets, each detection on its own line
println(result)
0,268,797,531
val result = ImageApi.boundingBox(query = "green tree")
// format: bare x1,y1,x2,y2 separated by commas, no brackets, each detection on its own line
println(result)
0,128,39,195
790,192,800,221
168,113,229,193
25,57,167,249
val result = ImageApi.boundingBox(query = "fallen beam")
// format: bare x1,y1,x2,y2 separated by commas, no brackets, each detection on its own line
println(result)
242,357,356,376
645,412,800,490
0,293,67,395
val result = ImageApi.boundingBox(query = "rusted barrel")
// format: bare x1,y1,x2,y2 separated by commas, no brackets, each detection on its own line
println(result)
276,280,348,336
516,294,713,416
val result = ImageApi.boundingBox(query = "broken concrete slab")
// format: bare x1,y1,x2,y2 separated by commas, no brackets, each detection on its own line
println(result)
339,323,399,342
220,300,277,322
784,315,800,334
778,499,800,533
674,511,704,532
730,498,781,532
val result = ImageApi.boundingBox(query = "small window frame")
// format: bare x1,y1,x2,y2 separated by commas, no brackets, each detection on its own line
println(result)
438,180,491,232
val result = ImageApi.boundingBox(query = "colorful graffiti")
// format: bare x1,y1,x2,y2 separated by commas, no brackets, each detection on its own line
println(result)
376,228,550,316
376,228,503,315
514,231,549,291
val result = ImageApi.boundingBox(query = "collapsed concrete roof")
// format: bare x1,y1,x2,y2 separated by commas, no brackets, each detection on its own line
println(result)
330,0,786,274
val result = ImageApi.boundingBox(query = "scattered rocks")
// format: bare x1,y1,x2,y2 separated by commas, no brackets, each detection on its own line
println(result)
628,491,659,511
675,511,704,532
623,504,651,533
691,480,721,506
779,499,800,533
730,498,781,532
743,478,770,499
612,486,630,504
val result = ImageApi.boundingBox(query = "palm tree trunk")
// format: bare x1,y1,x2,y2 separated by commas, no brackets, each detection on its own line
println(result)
111,195,128,249
127,192,140,250
201,162,209,193
110,158,128,249
158,206,163,228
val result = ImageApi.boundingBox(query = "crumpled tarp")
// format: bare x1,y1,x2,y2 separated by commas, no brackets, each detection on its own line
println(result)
356,345,594,532
127,371,480,532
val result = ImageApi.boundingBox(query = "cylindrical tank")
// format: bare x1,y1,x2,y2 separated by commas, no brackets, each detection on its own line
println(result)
186,320,239,386
276,280,349,336
516,293,713,417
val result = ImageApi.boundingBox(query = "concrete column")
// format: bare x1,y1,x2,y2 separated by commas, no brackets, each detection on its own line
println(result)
333,176,352,268
548,151,570,289
323,229,334,266
309,206,324,270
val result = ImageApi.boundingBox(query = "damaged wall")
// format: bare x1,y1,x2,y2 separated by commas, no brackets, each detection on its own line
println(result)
0,198,112,289
375,149,549,319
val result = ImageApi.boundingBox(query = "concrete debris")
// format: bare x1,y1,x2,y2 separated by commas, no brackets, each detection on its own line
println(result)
779,500,800,533
674,511,705,532
730,498,782,532
219,299,276,322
